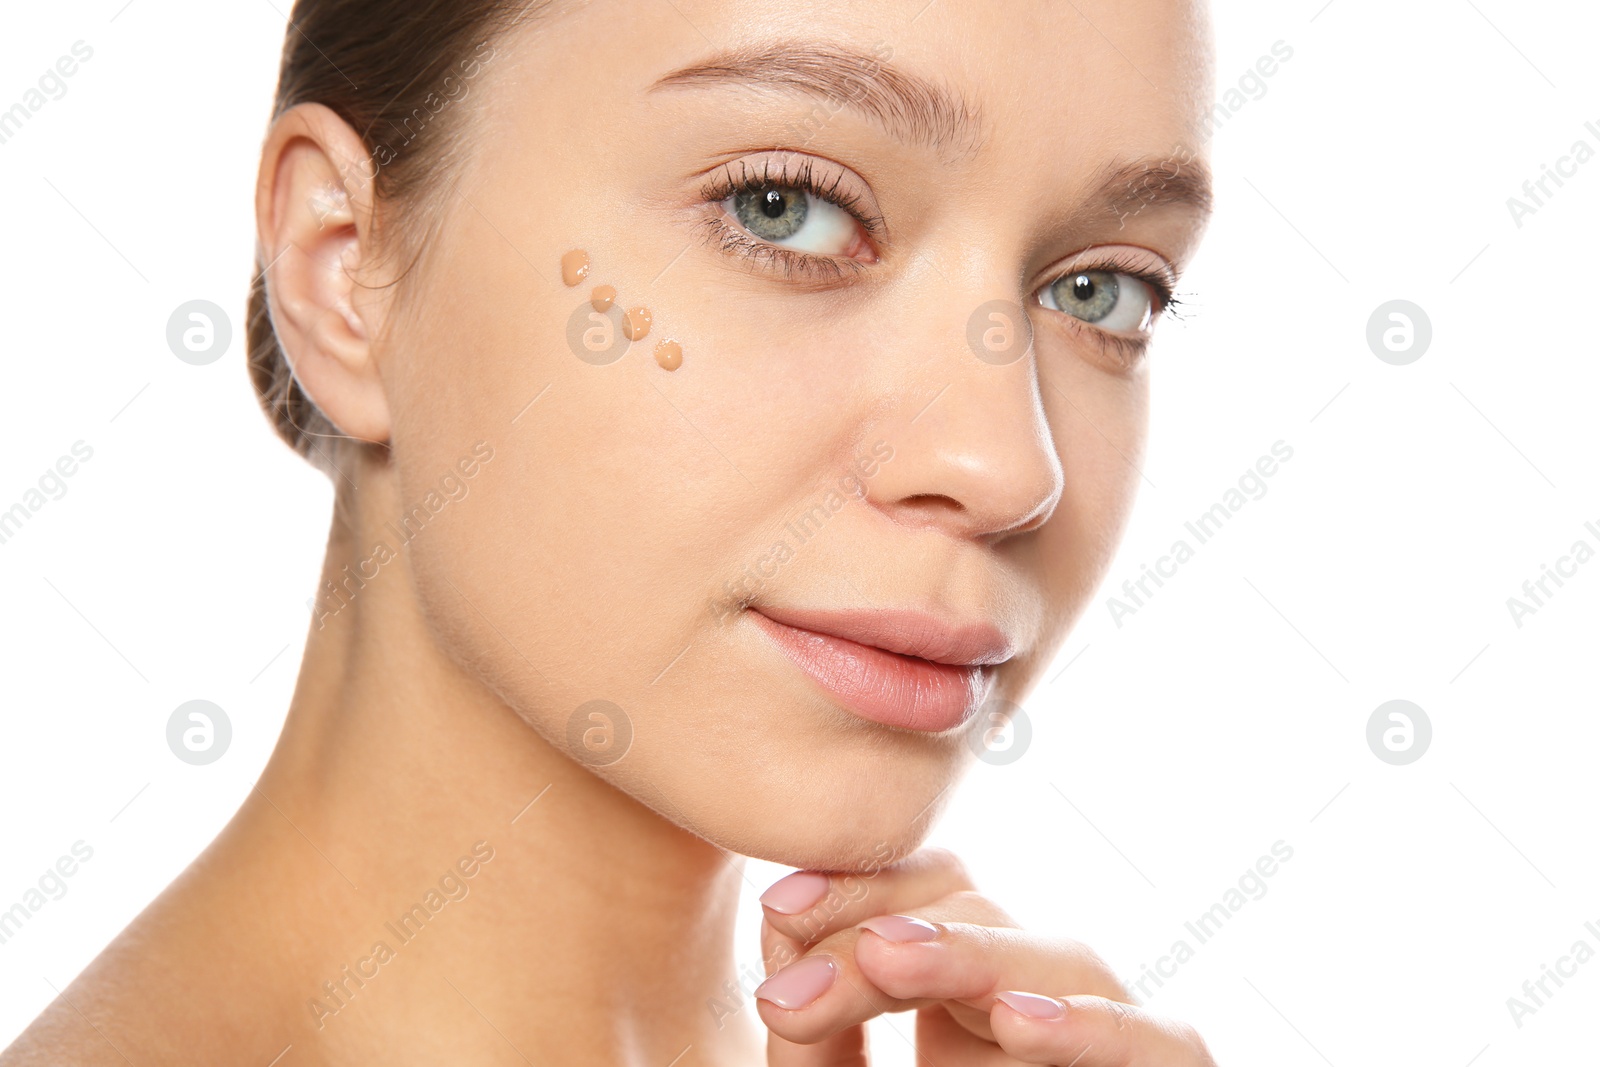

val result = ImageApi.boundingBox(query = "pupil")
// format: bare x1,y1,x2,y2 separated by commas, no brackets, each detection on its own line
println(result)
1072,274,1095,301
761,189,786,218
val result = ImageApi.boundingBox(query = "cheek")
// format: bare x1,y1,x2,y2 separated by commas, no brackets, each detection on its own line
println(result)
1049,355,1150,514
385,285,956,867
1026,362,1150,645
383,225,866,709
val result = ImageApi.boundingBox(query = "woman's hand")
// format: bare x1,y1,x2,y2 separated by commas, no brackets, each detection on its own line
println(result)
755,847,1217,1065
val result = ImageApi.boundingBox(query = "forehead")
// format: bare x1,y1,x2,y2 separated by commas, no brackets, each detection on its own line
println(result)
521,0,1211,152
480,0,1213,247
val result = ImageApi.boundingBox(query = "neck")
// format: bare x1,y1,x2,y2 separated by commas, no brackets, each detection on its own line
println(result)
157,463,765,1065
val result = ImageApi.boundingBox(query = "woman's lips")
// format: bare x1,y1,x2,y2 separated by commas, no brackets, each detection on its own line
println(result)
748,607,1008,732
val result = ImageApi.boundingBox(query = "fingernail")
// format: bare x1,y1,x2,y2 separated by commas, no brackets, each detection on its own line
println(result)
754,955,837,1010
759,870,830,915
995,990,1066,1020
859,914,940,943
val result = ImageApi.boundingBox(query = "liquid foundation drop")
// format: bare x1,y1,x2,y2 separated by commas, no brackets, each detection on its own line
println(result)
623,306,653,342
655,339,683,372
590,285,616,312
561,250,591,287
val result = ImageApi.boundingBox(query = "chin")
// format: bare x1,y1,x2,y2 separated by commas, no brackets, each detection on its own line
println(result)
631,717,967,873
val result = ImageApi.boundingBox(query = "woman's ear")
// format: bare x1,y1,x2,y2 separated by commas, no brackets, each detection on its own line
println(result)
254,102,392,446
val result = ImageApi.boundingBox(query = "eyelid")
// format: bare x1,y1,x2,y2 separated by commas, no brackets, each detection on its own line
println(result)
1041,246,1178,307
698,151,886,240
1032,249,1179,339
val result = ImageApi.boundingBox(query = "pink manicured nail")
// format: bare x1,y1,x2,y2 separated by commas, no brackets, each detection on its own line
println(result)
859,914,940,943
995,990,1066,1020
759,870,830,915
754,955,837,1010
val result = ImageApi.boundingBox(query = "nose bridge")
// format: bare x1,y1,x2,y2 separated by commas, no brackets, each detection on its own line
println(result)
862,270,1066,540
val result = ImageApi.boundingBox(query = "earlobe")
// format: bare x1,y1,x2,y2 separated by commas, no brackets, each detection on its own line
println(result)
254,103,392,447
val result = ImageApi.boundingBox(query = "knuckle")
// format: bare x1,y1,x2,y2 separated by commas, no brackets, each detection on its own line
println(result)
1169,1018,1216,1062
854,939,942,999
940,889,1016,927
1056,938,1130,998
1069,995,1141,1061
1057,935,1108,969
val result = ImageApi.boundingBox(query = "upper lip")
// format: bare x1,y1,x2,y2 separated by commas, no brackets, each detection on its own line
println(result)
752,604,1015,668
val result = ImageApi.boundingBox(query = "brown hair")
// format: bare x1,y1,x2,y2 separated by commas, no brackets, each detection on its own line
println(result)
247,0,551,474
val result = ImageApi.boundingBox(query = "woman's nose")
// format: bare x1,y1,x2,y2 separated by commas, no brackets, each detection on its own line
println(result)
861,296,1065,542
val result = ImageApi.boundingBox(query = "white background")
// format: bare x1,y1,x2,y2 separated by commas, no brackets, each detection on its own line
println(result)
2,1,1597,1063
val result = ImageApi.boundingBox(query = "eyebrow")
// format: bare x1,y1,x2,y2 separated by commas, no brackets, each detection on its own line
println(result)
648,41,985,158
1089,156,1214,225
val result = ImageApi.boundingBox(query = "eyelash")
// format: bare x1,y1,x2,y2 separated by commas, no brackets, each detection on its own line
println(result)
696,157,885,281
1041,249,1184,370
695,160,1188,366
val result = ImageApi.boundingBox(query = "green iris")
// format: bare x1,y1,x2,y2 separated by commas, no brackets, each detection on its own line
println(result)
1049,270,1120,323
732,187,808,242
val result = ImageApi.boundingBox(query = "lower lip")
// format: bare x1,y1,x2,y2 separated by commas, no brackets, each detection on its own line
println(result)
749,611,992,732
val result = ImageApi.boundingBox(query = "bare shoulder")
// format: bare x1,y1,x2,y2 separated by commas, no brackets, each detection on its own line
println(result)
2,852,316,1067
1,966,149,1066
1,890,238,1065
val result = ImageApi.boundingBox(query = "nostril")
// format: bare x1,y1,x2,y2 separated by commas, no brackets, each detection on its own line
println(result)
897,493,967,518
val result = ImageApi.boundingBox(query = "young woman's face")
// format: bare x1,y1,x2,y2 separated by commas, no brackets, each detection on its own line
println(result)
378,0,1212,868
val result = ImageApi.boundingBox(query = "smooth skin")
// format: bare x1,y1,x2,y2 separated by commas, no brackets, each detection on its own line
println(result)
5,0,1215,1063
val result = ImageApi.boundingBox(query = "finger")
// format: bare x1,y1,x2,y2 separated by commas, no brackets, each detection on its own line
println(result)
916,1002,1015,1065
852,913,1131,1043
754,947,924,1047
760,922,805,978
754,891,1020,1046
989,992,1216,1066
853,916,1128,1008
766,1021,870,1067
758,847,979,945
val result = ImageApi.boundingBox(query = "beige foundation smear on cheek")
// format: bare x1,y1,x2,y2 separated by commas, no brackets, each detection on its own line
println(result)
560,251,682,371
622,306,652,341
560,249,591,286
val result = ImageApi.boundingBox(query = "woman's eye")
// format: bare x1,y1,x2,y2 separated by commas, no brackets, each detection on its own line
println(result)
726,185,861,256
1038,269,1157,333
